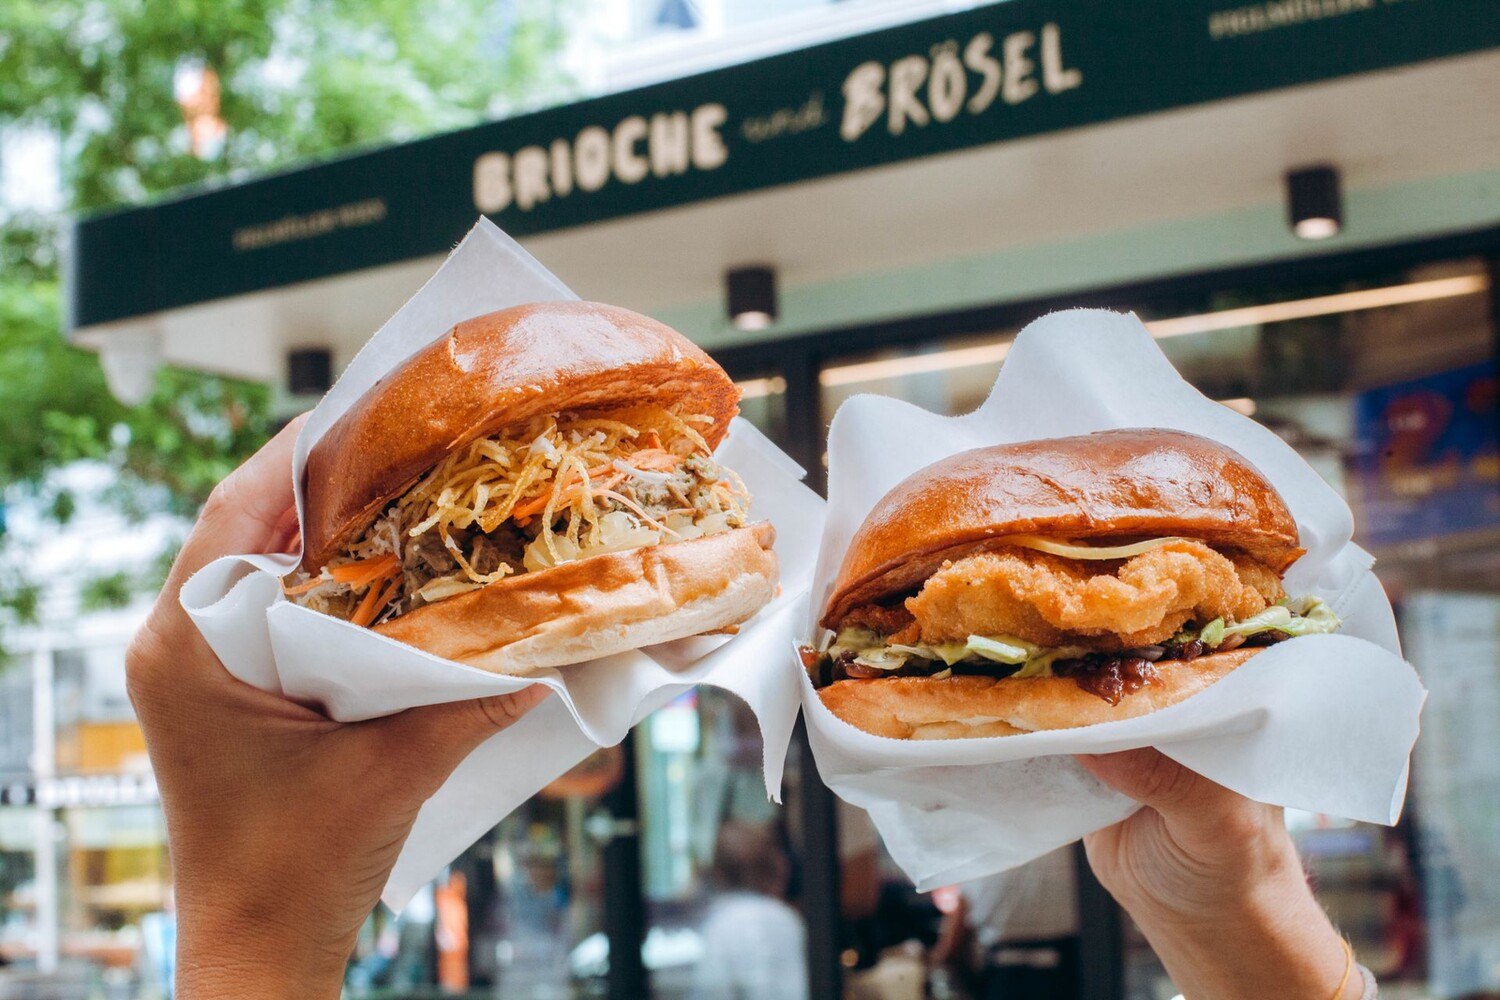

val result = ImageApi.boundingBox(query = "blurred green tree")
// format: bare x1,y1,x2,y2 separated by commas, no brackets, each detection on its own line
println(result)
0,0,573,622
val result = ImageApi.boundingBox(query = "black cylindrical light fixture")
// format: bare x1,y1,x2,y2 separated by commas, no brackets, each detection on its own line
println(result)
287,347,333,395
726,266,777,330
1286,165,1342,240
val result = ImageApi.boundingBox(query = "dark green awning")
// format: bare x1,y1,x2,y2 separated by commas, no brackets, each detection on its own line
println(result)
67,0,1500,331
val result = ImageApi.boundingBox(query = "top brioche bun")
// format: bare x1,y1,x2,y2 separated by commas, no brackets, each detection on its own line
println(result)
820,428,1302,630
302,301,739,573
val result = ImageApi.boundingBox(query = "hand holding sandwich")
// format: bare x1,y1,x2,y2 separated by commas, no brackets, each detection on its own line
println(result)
1082,749,1365,1000
126,417,548,1000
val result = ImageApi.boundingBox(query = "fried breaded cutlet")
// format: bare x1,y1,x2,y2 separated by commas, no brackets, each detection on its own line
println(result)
893,539,1283,650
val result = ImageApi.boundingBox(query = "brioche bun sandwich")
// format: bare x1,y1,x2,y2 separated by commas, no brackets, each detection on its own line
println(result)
800,429,1339,740
282,301,777,674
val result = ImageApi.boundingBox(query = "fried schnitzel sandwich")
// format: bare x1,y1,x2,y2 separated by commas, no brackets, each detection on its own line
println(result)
283,301,778,674
802,429,1338,739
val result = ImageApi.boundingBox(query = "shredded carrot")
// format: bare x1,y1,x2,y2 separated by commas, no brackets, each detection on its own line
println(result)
511,488,560,522
330,553,398,581
334,565,390,589
281,575,329,596
512,467,629,521
280,553,398,596
351,573,400,627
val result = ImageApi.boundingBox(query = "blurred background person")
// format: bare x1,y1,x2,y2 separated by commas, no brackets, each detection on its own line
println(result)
691,820,808,1000
934,849,1079,999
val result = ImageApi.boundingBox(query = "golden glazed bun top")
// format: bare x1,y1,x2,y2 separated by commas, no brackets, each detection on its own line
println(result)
821,428,1303,629
302,301,738,570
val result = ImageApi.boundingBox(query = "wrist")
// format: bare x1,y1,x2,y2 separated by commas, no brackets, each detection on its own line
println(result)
1123,820,1304,930
176,950,345,1000
1129,865,1354,1000
175,892,352,999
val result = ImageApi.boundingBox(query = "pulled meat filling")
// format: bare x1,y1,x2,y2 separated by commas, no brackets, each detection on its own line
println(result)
284,405,749,625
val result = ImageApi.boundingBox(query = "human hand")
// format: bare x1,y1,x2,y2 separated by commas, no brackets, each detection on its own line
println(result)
1079,749,1361,1000
126,417,549,1000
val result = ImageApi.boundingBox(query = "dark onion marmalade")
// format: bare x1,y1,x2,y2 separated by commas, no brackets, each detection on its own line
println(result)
1052,655,1159,705
804,621,1292,699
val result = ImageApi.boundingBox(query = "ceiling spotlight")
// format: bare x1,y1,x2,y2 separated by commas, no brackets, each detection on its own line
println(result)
287,347,333,396
726,266,777,331
1286,165,1341,240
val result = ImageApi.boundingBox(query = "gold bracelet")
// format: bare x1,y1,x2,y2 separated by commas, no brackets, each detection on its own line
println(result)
1329,938,1354,1000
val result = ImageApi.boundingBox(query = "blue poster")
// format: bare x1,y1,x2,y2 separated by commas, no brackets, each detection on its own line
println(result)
1352,363,1500,548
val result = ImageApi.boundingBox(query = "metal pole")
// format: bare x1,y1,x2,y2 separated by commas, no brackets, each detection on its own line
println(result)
781,351,827,496
780,348,843,997
601,731,648,1000
31,639,59,974
795,719,843,1000
1487,258,1500,451
1073,840,1123,1000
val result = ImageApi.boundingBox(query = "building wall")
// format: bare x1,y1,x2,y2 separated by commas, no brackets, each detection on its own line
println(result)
661,166,1500,347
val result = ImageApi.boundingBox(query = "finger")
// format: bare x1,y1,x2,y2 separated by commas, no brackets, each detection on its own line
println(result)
270,503,302,554
171,413,309,586
376,686,554,780
1077,749,1229,818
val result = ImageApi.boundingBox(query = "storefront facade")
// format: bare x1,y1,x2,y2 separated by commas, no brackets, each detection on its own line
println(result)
45,2,1500,997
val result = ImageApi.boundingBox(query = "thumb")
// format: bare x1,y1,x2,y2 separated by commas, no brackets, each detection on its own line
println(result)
1078,748,1236,828
377,685,553,782
172,413,308,586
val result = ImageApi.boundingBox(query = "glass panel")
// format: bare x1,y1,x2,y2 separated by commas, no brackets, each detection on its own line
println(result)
56,805,171,996
8,640,172,994
621,0,906,47
734,373,789,443
487,797,606,996
54,644,146,777
813,259,1498,999
1401,595,1500,995
636,688,807,999
344,780,613,997
0,658,32,778
819,329,1016,432
0,807,38,967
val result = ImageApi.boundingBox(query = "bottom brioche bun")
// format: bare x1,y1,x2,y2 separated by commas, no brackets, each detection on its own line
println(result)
817,647,1258,740
374,522,777,675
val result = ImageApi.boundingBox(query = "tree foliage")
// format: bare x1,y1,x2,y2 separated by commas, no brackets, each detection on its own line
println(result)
0,0,573,622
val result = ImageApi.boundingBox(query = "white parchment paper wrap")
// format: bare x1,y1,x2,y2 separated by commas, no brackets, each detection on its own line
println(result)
802,309,1427,891
181,219,823,908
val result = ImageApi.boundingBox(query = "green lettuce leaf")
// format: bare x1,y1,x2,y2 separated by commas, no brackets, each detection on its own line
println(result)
1222,598,1339,640
964,634,1036,664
